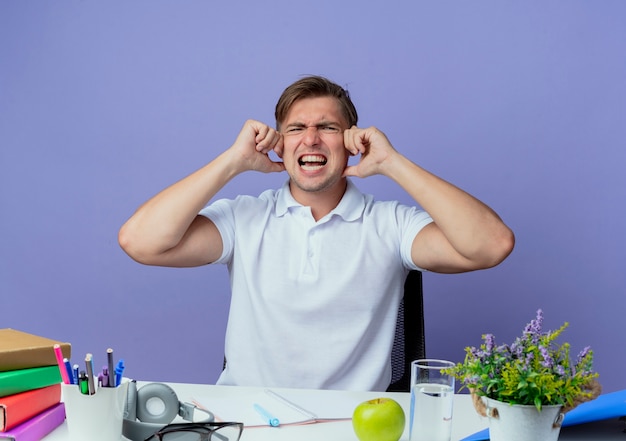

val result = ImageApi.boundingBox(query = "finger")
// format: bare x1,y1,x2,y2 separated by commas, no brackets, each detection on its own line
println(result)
274,134,284,158
254,122,269,142
267,130,283,154
268,160,286,174
351,126,369,155
256,128,280,153
343,127,361,156
342,164,358,178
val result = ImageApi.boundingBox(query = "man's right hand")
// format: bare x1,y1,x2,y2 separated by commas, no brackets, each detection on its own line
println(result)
119,119,284,267
228,119,285,174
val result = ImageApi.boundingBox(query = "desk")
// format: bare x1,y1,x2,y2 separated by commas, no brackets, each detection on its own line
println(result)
45,382,625,441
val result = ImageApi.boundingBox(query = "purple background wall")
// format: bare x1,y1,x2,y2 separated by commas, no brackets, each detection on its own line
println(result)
2,2,624,393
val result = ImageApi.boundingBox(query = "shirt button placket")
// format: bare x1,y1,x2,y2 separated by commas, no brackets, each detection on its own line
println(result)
304,227,318,276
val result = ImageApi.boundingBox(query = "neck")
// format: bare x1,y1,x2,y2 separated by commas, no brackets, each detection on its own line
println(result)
289,179,347,221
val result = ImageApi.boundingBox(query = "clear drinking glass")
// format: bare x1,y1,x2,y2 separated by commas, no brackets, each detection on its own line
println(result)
409,359,455,441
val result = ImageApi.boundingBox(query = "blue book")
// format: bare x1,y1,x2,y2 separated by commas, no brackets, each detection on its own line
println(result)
461,389,626,441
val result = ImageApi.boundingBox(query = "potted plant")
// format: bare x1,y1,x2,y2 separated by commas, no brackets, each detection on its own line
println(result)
448,309,601,441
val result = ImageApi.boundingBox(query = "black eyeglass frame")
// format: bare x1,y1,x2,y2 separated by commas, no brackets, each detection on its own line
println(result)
144,422,244,441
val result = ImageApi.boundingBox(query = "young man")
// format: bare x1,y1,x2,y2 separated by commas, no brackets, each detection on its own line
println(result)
119,76,514,391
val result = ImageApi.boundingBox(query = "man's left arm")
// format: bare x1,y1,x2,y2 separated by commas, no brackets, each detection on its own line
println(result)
343,126,515,273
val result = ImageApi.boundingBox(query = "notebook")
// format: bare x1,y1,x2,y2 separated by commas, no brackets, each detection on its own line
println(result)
195,388,358,427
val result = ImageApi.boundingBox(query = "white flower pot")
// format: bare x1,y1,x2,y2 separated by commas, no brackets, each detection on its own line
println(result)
483,397,564,441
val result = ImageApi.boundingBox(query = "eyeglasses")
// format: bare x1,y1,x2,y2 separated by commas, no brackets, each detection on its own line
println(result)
144,422,243,441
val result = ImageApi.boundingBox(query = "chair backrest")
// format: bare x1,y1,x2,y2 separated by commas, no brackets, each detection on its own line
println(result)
387,270,426,392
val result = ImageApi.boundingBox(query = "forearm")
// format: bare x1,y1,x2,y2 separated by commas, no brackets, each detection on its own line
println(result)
383,153,514,268
118,150,240,261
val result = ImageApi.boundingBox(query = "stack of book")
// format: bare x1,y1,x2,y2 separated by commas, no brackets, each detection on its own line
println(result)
0,329,70,441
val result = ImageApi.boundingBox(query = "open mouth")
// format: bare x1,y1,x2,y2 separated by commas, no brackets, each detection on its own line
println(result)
298,154,327,171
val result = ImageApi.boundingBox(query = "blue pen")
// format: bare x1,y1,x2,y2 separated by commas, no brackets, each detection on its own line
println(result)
63,358,74,385
114,359,125,387
72,364,80,385
253,403,280,427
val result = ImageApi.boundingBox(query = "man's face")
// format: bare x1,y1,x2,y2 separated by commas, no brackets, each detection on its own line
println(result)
280,96,349,196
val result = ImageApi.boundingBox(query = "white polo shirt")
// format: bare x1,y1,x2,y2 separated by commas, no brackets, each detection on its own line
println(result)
200,180,433,391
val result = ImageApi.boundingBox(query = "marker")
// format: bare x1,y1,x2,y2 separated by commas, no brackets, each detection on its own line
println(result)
53,344,70,384
78,371,89,395
114,359,125,387
101,366,109,388
85,354,96,395
63,358,74,385
107,348,115,387
253,403,280,427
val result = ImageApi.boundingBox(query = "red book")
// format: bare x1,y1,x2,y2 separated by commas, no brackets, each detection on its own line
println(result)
0,403,65,441
0,384,61,432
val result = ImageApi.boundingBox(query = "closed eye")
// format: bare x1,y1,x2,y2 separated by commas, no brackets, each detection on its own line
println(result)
319,125,340,133
283,123,342,136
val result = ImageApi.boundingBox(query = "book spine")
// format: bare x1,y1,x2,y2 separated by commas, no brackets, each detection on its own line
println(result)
0,384,62,431
0,403,65,441
0,367,61,398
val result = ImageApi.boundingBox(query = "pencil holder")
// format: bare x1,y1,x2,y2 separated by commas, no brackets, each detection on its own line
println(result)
62,378,129,441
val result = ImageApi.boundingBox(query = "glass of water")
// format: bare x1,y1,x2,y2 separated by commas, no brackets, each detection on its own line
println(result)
409,359,455,441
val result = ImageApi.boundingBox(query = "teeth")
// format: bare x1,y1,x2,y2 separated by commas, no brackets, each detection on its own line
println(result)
300,155,326,163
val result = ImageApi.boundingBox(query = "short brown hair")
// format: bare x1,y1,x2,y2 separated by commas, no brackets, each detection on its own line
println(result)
275,76,358,130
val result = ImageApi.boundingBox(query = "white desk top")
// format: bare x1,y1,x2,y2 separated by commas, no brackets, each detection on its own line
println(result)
45,381,625,441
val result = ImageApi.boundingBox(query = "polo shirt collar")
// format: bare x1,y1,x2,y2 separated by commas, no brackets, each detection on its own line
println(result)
275,179,366,221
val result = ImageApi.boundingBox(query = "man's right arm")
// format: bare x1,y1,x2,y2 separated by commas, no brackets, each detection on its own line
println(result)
118,120,284,267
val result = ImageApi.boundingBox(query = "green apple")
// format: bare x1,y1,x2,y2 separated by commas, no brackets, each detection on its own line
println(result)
352,397,406,441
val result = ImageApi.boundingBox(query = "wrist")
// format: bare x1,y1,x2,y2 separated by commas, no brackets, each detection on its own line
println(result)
377,150,406,178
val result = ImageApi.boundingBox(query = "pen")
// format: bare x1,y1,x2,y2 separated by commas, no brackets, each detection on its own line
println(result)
253,403,280,427
53,344,70,384
73,364,80,385
85,354,96,395
107,348,115,387
63,358,74,385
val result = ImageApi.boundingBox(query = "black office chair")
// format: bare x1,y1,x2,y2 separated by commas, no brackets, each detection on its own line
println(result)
387,270,426,392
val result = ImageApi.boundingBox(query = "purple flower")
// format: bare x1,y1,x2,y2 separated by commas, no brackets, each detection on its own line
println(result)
524,309,544,343
463,374,480,386
485,334,496,353
510,339,524,358
524,351,534,369
577,346,591,362
470,346,486,359
540,345,554,368
496,344,510,355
